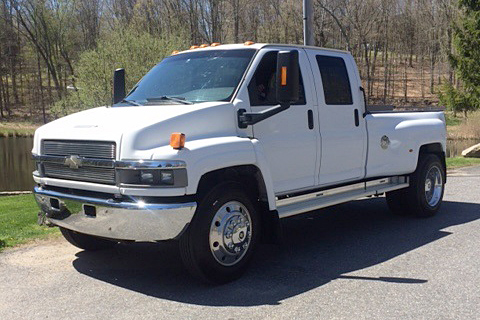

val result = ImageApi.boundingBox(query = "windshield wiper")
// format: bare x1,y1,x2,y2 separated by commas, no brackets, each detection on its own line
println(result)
120,99,142,106
146,96,193,105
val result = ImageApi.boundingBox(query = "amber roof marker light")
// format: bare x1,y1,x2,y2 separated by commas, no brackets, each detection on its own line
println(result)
244,41,255,46
170,133,186,149
210,42,221,46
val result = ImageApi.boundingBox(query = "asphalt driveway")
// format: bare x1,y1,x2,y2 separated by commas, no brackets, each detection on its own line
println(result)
1,166,479,319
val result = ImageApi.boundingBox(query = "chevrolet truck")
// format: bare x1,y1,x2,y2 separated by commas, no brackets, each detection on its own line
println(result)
33,43,447,283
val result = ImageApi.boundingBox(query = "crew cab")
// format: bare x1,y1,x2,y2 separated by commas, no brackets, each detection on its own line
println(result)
32,43,447,283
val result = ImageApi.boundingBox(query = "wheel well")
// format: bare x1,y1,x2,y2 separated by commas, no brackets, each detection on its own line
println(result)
197,165,267,202
419,143,447,181
196,165,281,244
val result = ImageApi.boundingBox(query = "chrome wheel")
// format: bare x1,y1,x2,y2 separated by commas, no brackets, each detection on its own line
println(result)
424,165,443,207
209,201,252,266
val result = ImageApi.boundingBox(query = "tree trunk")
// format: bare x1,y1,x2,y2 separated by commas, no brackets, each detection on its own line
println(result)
3,74,11,116
363,40,371,101
9,57,20,107
403,58,408,102
370,43,379,98
421,54,425,99
430,55,435,94
232,0,239,42
0,75,4,119
37,51,46,123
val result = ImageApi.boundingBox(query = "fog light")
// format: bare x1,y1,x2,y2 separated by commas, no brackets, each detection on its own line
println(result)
140,171,154,184
160,171,174,185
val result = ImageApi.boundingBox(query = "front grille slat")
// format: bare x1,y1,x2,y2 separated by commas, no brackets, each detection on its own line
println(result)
43,140,115,159
43,163,116,184
41,140,116,184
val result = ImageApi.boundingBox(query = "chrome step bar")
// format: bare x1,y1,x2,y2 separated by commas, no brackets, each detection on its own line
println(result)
276,176,409,219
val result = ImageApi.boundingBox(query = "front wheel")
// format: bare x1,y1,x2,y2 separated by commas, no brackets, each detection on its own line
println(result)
179,182,260,284
386,154,445,217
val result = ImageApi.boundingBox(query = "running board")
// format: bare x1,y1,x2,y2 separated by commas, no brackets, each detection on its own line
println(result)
276,176,409,219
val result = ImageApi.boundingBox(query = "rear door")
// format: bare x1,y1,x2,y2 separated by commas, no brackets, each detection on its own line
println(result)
306,50,367,185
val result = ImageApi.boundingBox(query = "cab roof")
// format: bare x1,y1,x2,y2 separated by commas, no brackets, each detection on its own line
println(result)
172,43,350,56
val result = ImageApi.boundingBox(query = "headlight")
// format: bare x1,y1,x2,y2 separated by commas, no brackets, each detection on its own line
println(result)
116,160,187,187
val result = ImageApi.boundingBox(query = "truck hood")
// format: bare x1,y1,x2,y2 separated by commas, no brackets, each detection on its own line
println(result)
33,102,238,159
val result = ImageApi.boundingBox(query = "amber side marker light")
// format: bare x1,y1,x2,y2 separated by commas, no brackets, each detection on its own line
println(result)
281,66,287,86
170,133,186,149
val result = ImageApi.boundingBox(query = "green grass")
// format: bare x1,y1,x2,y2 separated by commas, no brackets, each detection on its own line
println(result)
446,157,480,169
0,194,58,251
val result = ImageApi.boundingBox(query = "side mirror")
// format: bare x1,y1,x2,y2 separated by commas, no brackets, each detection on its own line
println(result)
113,68,126,104
276,50,299,105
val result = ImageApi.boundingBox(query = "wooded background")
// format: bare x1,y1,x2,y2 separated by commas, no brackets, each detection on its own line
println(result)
0,0,467,123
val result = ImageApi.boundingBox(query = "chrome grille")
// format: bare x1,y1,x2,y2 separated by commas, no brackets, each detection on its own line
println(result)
43,163,116,184
41,140,116,184
43,140,115,159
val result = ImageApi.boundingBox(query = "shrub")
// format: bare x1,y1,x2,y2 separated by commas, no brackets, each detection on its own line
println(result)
53,28,186,115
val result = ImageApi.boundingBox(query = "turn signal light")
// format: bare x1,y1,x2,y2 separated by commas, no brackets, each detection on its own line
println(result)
244,41,255,46
211,42,221,46
170,133,186,149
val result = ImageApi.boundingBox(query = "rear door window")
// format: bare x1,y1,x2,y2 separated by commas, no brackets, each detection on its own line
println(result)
316,55,353,105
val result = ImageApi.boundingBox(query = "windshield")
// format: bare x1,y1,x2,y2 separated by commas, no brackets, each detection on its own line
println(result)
122,49,256,105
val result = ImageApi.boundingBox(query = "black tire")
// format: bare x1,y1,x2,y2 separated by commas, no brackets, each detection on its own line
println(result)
386,153,445,218
179,182,261,284
60,227,116,251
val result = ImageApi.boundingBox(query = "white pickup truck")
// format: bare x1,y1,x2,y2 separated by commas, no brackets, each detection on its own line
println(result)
33,43,447,283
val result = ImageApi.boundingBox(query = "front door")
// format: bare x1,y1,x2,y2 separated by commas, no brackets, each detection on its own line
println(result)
244,48,319,194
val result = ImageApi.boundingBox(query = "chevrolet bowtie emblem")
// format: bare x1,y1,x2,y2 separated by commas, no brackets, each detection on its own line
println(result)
64,155,83,169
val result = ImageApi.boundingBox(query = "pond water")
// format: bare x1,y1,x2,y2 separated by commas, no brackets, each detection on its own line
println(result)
0,136,35,192
0,136,479,191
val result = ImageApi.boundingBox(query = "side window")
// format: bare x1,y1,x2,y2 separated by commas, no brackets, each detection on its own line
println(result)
316,55,353,105
248,51,306,106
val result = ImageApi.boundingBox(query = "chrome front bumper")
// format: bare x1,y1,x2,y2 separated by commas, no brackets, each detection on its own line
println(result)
33,186,197,241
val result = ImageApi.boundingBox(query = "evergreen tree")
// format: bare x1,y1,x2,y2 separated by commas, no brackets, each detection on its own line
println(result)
443,0,480,116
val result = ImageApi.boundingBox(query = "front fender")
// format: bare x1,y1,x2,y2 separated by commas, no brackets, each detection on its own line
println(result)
152,136,277,210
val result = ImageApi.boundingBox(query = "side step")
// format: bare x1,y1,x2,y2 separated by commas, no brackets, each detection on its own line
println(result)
276,176,409,219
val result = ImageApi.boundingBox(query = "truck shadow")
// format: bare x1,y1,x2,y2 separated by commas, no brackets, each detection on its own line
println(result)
72,198,480,306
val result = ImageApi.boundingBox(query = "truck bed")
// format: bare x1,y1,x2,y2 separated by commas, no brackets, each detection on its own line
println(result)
367,105,446,113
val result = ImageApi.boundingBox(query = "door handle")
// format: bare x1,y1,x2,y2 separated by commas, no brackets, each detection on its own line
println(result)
354,109,360,127
307,110,314,129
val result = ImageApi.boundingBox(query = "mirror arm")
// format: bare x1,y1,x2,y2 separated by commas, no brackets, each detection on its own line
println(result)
238,103,290,129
